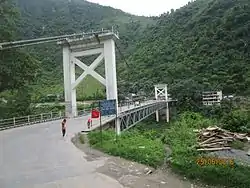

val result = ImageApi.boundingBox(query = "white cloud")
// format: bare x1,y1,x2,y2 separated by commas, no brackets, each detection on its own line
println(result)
86,0,191,16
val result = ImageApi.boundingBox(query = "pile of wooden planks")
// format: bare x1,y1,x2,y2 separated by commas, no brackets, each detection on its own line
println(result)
194,126,248,151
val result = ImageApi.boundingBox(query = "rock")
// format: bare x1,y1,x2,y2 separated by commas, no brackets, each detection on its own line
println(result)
247,149,250,156
146,170,152,175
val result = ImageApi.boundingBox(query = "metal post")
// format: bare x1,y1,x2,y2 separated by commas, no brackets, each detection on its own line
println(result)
59,111,62,117
155,86,159,122
41,114,43,121
115,113,119,139
13,117,16,126
99,101,103,146
28,116,30,123
165,85,170,123
50,111,53,119
115,100,121,136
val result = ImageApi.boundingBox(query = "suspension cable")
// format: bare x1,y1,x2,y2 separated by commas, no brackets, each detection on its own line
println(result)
0,29,117,50
114,42,149,99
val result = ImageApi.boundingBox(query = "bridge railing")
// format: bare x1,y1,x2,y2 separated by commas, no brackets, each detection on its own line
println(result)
0,99,159,131
0,111,65,130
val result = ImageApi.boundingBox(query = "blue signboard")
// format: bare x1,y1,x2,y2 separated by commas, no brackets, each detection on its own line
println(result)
100,99,117,116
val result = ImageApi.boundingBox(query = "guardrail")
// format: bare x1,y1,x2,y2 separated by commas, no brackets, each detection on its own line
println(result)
0,111,66,131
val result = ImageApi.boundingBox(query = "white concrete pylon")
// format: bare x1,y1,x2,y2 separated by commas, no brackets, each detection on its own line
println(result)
60,32,119,118
154,84,169,122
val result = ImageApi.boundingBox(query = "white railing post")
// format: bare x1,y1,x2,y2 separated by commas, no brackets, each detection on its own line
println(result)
59,111,62,117
13,117,16,126
50,111,53,119
41,114,43,121
28,115,30,123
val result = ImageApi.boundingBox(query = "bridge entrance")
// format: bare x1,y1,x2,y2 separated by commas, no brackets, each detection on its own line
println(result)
58,31,119,118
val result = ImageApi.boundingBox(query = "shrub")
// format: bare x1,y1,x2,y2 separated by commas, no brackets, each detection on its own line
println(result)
221,109,250,133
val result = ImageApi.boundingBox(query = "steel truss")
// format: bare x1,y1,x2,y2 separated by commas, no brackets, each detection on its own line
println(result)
119,101,166,131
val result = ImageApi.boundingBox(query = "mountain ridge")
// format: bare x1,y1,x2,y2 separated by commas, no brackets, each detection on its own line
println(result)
122,0,250,100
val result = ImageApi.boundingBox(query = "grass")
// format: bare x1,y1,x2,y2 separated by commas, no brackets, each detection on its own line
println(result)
87,112,250,188
163,112,250,188
79,134,85,144
88,130,165,168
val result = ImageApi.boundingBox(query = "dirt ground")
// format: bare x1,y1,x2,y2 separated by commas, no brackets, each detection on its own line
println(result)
72,133,218,188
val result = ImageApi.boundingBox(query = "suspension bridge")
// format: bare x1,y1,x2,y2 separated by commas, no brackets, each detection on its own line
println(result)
0,29,175,188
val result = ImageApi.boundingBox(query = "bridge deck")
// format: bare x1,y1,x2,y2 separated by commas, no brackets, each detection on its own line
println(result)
79,100,157,132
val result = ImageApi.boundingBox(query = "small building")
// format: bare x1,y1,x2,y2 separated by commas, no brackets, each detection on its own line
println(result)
202,91,222,106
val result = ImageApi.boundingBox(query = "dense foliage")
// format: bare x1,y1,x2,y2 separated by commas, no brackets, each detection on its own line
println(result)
122,0,250,106
0,0,39,93
13,0,154,101
1,0,250,118
0,0,154,118
0,0,39,118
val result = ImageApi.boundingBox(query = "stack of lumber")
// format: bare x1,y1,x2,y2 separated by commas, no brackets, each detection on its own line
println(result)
194,126,248,151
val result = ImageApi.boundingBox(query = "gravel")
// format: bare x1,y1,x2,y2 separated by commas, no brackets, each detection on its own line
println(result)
208,149,250,167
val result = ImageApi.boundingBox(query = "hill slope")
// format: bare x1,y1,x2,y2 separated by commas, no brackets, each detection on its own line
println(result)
14,0,155,100
123,0,250,102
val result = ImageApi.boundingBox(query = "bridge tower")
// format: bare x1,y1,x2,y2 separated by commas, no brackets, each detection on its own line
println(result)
154,84,169,122
58,31,119,117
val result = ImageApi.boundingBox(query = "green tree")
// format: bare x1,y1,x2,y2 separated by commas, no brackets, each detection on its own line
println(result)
0,0,39,93
0,0,39,118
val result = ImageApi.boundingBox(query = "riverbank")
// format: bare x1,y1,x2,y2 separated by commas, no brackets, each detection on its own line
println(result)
72,133,216,188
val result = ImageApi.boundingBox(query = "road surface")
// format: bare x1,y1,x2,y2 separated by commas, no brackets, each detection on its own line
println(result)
0,101,157,188
0,116,124,188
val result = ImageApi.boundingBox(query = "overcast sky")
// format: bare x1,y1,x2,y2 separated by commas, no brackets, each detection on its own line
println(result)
87,0,191,16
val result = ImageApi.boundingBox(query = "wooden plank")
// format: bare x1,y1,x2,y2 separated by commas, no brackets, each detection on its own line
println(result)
197,147,231,151
199,137,216,145
199,141,226,147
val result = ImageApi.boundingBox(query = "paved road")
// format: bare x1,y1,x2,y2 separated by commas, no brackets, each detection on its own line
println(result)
0,101,157,188
0,116,125,188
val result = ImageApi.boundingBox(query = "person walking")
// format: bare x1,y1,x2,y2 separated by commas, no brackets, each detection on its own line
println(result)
61,119,67,137
87,117,92,129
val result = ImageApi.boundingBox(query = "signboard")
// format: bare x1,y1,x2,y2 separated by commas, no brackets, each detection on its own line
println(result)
91,109,100,118
99,99,117,116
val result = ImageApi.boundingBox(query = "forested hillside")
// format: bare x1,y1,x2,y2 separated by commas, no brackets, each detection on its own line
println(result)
122,0,250,108
0,0,154,118
14,0,154,101
1,0,250,118
0,0,39,117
